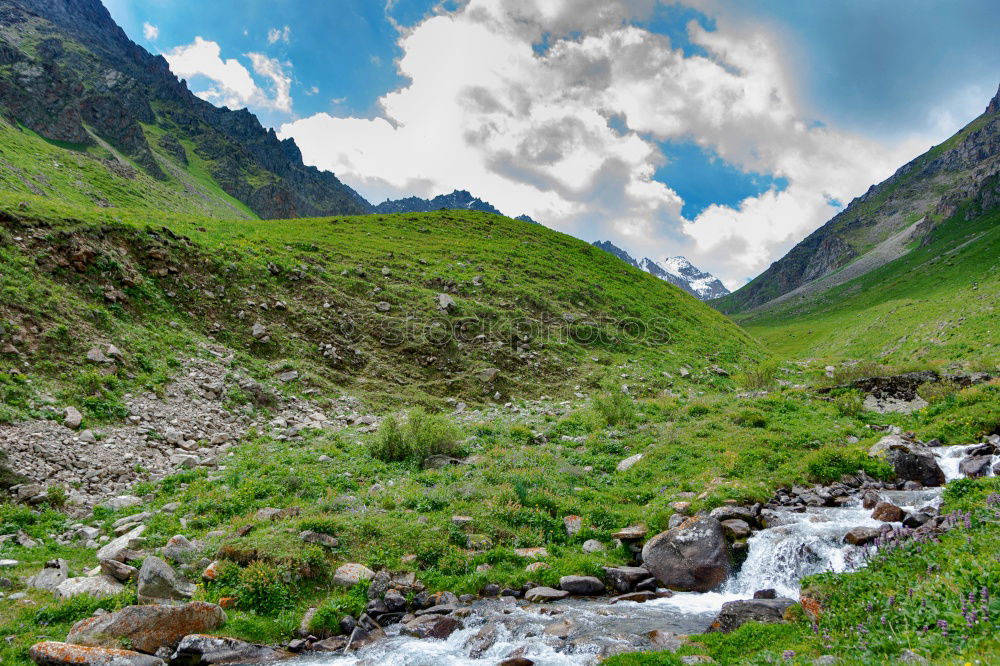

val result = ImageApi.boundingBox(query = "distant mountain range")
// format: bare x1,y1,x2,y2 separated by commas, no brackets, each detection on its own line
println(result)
372,189,541,224
592,241,730,300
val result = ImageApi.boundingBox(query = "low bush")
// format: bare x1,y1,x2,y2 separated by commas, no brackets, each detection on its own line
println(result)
592,391,637,427
735,359,780,390
236,561,293,614
369,408,461,462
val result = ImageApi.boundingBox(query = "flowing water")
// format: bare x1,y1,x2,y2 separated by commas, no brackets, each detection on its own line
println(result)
284,445,995,665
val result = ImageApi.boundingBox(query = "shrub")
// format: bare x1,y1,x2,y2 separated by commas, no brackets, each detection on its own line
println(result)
369,408,461,462
916,380,962,404
592,391,636,427
236,561,293,614
736,360,780,390
832,391,865,417
309,585,370,635
806,449,893,483
732,408,767,428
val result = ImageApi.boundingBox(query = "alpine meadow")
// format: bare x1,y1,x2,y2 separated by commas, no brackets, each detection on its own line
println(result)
0,2,998,666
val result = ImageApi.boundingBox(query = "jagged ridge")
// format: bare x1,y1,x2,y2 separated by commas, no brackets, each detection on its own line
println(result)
592,240,729,300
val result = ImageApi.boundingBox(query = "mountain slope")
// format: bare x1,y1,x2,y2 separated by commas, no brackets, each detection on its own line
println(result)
715,84,1000,315
592,240,730,300
0,0,370,218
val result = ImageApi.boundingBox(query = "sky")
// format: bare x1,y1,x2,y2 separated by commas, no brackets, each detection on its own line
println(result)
102,0,1000,289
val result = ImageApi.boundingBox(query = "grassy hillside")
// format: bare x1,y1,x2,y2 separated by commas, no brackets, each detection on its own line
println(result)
0,192,758,425
735,205,1000,369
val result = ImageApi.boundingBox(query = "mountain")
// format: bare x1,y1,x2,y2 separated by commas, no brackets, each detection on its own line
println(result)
373,189,502,215
0,0,370,219
592,240,730,300
715,83,1000,315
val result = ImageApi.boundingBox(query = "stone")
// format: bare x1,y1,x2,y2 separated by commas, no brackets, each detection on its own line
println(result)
959,455,993,478
869,437,946,487
278,370,299,383
401,615,462,639
29,642,164,666
300,530,339,548
612,525,647,541
844,527,881,546
642,517,731,592
477,368,499,383
648,630,686,651
64,407,83,430
421,454,465,470
602,566,651,593
720,519,751,540
56,576,125,600
465,622,498,658
100,560,138,583
899,649,929,664
160,535,199,563
170,634,289,664
708,505,757,527
611,591,663,603
582,539,605,554
334,563,375,587
96,525,146,562
525,562,549,573
563,516,583,536
617,453,643,472
558,575,605,595
753,589,777,599
436,293,456,311
66,602,226,653
871,501,904,523
137,556,195,603
375,301,391,312
251,322,268,340
27,559,69,592
514,547,548,559
709,598,796,633
524,586,569,602
543,618,573,639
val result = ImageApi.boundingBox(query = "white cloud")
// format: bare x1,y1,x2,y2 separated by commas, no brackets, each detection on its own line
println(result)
163,38,293,114
279,0,934,287
142,22,158,41
267,25,292,45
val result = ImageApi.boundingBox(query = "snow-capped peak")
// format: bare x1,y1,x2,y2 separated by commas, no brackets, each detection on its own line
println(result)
593,241,729,300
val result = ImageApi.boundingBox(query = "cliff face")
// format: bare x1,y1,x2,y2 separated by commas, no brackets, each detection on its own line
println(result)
715,83,1000,314
0,0,371,218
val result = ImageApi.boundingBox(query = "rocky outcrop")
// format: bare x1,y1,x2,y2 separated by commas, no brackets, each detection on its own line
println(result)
373,190,502,216
67,602,226,654
641,517,731,592
868,435,945,487
137,557,195,603
169,634,289,665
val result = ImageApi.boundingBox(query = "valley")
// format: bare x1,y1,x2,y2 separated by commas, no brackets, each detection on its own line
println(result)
0,1,998,665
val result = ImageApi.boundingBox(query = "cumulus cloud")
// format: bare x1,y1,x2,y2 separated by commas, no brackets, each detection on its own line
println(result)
142,22,158,41
279,0,932,287
164,38,293,113
267,25,291,44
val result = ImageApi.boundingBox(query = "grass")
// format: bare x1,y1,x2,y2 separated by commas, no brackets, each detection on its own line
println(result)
735,205,1000,370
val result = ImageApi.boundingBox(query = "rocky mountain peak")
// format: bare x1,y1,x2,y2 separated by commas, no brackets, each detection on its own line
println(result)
988,82,1000,115
592,241,729,300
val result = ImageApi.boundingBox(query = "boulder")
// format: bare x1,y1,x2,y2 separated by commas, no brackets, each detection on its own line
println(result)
871,502,904,523
27,559,69,593
514,547,548,559
299,530,339,548
959,455,993,478
602,566,650,593
346,625,385,650
524,586,569,602
558,575,605,596
100,559,139,583
582,539,605,554
56,576,124,600
160,536,200,563
436,293,456,311
96,525,146,562
333,563,375,587
170,634,289,664
401,615,462,639
708,505,757,527
29,642,164,666
720,519,751,540
617,453,643,472
709,598,796,633
64,407,83,430
137,557,195,603
843,527,881,546
67,602,226,654
868,439,946,487
642,517,731,592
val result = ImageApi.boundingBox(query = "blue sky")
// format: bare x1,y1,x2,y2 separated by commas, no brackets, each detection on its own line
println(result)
101,0,1000,286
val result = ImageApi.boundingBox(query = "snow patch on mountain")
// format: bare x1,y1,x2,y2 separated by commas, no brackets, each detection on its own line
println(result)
594,241,730,301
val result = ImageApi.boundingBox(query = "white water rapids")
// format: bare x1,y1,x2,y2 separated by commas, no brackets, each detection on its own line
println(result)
284,445,995,665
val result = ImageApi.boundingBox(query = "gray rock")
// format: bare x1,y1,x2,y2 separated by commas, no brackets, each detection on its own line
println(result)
642,517,731,592
616,453,643,472
843,527,881,546
436,293,456,311
56,575,125,600
602,566,650,593
171,634,288,664
720,519,751,540
582,539,605,554
559,575,605,595
401,614,462,639
710,598,796,633
64,406,83,430
334,563,375,587
959,455,992,478
27,559,69,593
100,559,138,583
524,586,569,602
137,556,195,603
160,535,200,563
96,525,146,562
300,530,339,548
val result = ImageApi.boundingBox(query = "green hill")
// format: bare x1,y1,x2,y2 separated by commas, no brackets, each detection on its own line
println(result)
0,192,759,425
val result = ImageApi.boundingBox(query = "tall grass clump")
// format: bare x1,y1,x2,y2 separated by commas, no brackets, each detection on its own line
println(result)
369,408,461,462
735,359,780,390
591,391,637,427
